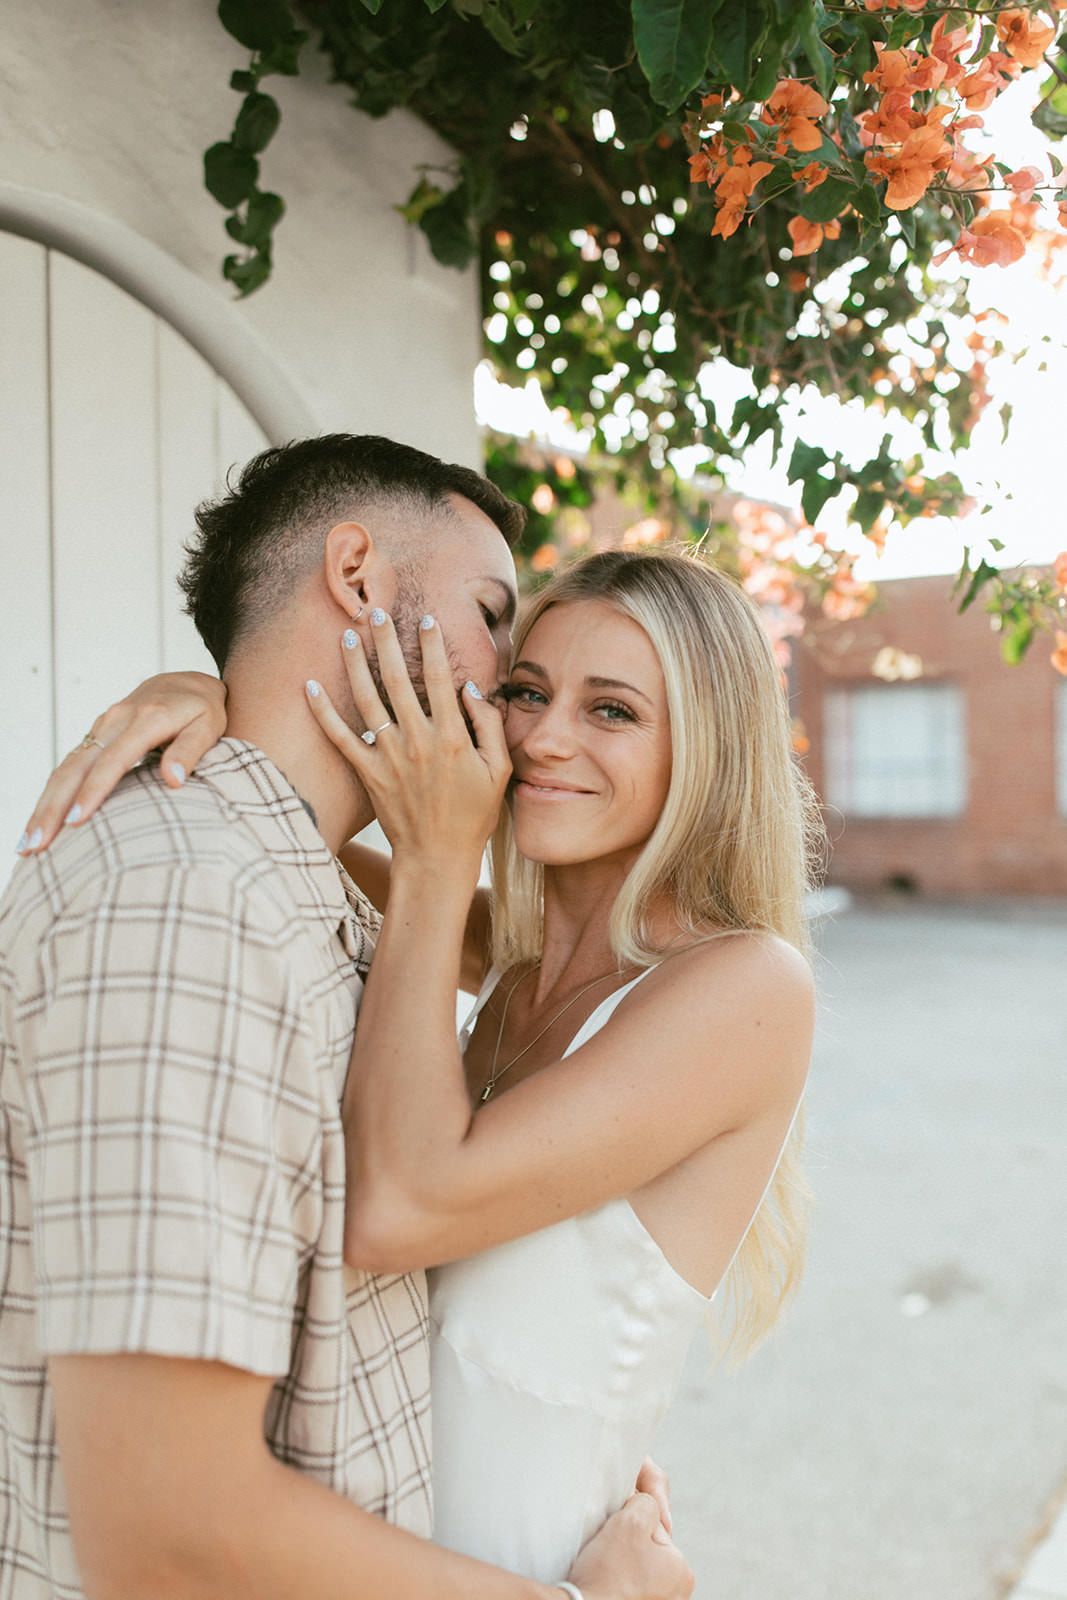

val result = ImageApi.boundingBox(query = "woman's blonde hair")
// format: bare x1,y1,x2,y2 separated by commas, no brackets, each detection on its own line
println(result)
490,547,825,1359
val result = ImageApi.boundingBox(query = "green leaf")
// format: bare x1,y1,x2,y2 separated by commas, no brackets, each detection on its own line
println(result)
796,2,835,99
257,30,308,77
956,556,999,613
632,0,729,110
218,0,295,52
1033,99,1067,139
988,537,1005,552
397,176,445,224
706,0,769,92
850,181,882,226
230,69,257,93
1001,617,1034,665
243,189,285,249
223,251,272,297
787,439,830,480
419,183,478,268
233,92,281,154
204,141,259,208
851,485,884,536
796,175,852,224
423,0,452,10
357,0,386,12
802,472,839,523
897,205,917,248
888,12,919,49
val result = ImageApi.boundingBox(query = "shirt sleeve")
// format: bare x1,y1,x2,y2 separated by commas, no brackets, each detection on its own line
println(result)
19,856,324,1375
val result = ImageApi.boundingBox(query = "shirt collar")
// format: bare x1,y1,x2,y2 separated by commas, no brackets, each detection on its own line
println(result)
189,738,379,970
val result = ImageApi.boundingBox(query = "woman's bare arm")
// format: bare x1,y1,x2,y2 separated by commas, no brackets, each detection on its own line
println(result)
338,840,492,994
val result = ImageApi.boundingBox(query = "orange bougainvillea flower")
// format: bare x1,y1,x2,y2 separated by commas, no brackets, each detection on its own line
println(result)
1054,550,1067,590
796,160,829,192
958,49,1020,110
762,79,829,154
930,17,970,87
996,9,1056,69
937,210,1027,267
530,543,560,573
1052,630,1067,675
711,147,774,238
1004,165,1044,203
788,215,841,255
866,110,953,209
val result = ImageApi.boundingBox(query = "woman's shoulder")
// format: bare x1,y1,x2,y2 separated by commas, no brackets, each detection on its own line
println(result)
651,926,813,1005
626,929,814,1091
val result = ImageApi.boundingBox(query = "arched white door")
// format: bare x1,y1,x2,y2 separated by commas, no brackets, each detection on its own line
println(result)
0,235,271,861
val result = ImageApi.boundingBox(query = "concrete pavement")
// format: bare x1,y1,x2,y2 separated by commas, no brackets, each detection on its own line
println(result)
651,896,1067,1599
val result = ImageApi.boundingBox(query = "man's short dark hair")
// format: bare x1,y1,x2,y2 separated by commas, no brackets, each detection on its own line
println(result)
178,433,525,670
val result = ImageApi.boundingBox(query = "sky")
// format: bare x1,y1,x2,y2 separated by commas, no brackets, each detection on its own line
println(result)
474,78,1067,582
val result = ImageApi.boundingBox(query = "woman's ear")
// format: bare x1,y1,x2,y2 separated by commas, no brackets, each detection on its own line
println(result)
323,521,376,621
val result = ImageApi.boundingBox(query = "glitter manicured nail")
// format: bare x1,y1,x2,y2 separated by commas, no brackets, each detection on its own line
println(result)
15,832,28,854
343,629,359,650
27,828,43,851
370,608,387,626
465,681,483,700
420,615,435,631
65,804,82,825
306,680,321,698
171,764,186,785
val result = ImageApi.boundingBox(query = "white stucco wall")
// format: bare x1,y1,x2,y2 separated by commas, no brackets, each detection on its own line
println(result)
0,0,483,465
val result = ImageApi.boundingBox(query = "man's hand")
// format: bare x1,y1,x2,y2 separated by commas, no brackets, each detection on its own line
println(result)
567,1493,694,1600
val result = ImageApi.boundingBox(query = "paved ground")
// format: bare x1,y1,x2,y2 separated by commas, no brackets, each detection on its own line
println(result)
651,896,1067,1600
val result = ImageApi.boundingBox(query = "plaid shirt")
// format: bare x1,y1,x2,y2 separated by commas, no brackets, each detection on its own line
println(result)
0,740,432,1598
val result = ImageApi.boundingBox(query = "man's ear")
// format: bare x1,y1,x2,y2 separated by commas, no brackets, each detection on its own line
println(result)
323,521,384,620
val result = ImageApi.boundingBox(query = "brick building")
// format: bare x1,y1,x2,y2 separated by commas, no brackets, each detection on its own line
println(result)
793,571,1067,897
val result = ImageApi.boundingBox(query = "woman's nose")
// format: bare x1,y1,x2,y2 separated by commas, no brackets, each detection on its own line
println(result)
515,702,576,759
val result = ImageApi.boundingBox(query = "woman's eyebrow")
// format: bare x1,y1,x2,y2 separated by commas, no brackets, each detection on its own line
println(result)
587,676,652,704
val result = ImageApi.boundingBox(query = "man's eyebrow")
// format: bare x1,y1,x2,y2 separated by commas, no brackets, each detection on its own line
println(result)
482,576,518,626
510,661,653,705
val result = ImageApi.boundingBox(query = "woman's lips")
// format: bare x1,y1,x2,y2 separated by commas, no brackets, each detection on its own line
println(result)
515,778,592,799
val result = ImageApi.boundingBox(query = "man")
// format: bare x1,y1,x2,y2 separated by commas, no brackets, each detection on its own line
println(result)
0,436,692,1600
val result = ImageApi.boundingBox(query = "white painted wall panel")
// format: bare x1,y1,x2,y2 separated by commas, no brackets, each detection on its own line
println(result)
0,234,52,850
157,323,222,674
49,253,161,755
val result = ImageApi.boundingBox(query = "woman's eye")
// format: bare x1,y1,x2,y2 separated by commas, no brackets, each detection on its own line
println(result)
595,700,637,723
502,683,546,707
480,604,499,627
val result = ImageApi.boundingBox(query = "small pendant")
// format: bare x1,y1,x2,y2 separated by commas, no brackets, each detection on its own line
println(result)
479,1081,495,1103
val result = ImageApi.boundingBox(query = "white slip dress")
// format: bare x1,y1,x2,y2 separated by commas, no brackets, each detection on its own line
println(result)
429,968,716,1581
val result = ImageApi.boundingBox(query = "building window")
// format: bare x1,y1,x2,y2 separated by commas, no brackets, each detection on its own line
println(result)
1057,681,1067,819
824,683,967,819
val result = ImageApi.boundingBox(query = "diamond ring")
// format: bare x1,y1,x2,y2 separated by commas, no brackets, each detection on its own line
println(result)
360,721,393,746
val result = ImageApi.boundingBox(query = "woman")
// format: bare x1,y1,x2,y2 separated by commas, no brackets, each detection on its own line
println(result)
22,548,820,1581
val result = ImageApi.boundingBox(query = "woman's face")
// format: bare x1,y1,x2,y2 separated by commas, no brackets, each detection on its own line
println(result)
502,600,673,872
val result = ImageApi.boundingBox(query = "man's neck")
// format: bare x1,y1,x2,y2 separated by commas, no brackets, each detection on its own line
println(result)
224,681,374,855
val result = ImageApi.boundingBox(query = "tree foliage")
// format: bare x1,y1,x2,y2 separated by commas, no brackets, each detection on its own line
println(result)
207,0,1067,668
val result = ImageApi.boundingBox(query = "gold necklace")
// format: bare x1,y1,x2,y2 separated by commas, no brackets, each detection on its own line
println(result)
478,963,630,1104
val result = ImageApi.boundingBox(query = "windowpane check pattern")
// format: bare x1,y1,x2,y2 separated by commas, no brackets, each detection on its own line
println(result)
0,740,432,1598
825,683,967,819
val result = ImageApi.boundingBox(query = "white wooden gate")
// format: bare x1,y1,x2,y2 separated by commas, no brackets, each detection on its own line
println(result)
0,235,268,868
